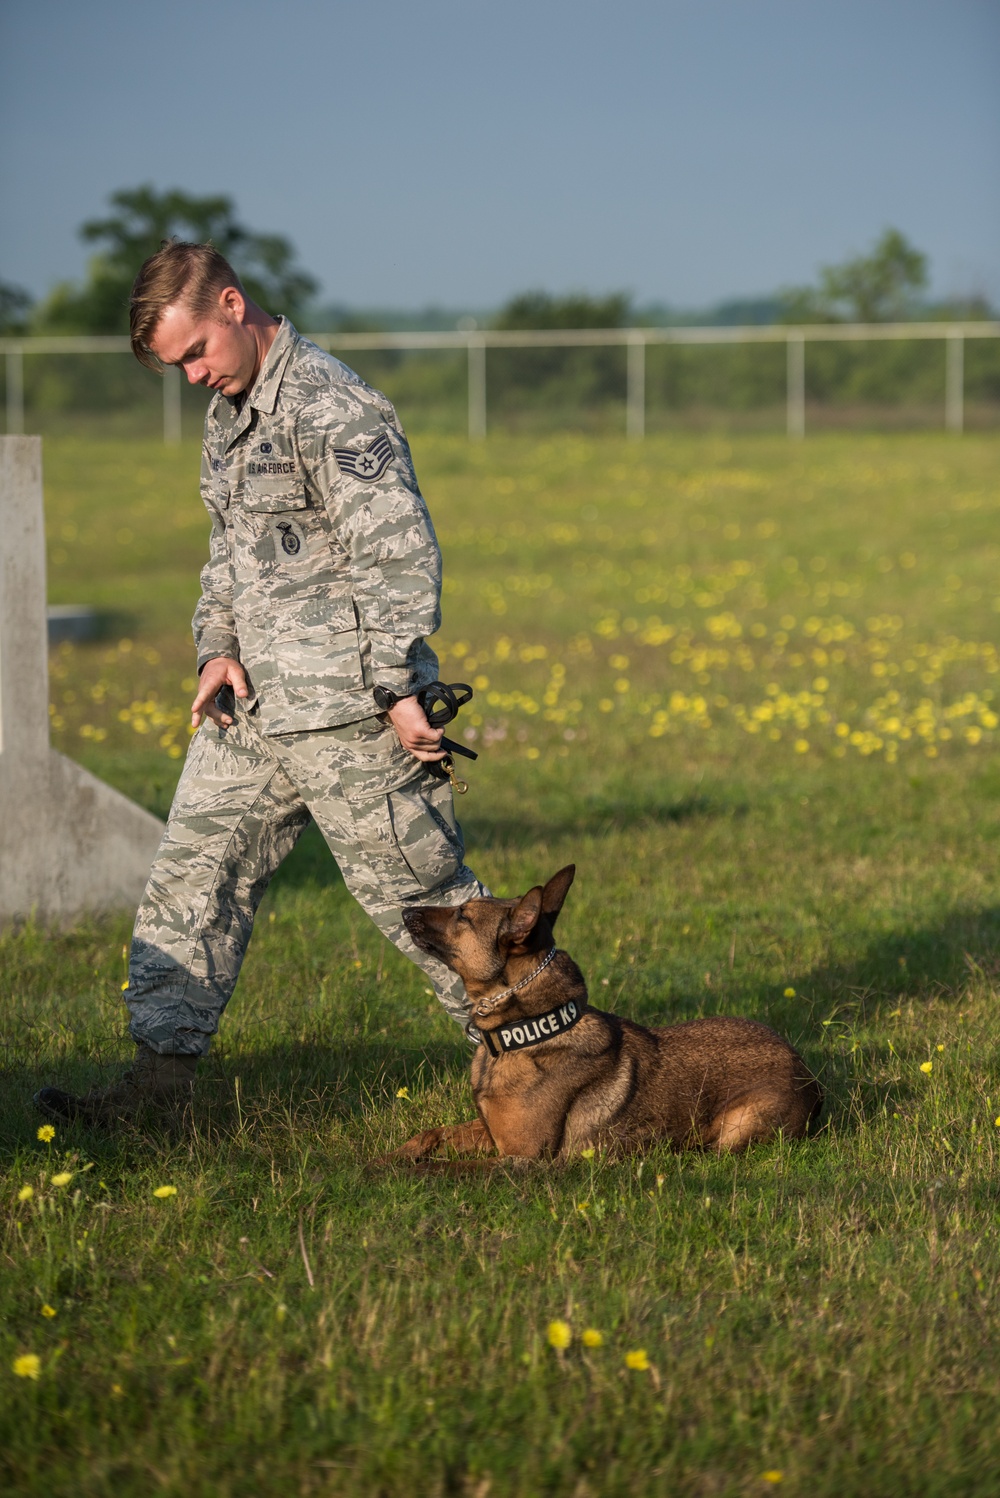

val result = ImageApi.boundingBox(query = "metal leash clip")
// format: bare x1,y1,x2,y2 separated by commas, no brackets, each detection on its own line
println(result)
418,681,477,794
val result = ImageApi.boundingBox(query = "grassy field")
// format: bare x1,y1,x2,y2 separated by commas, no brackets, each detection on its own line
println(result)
4,429,1000,1496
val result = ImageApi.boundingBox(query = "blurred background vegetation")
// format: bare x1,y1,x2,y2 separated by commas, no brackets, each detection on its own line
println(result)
2,188,998,438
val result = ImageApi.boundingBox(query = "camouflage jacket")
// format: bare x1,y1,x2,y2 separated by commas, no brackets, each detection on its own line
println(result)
193,318,441,734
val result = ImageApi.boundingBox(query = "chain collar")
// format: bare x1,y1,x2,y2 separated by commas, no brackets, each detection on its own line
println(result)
474,947,558,1017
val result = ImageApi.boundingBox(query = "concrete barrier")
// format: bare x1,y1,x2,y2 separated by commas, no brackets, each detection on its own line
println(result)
0,437,164,925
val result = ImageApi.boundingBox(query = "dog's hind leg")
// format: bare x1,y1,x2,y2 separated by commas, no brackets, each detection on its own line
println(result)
702,1091,799,1152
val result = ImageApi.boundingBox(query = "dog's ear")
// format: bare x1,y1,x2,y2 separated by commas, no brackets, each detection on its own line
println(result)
506,886,544,947
541,865,575,929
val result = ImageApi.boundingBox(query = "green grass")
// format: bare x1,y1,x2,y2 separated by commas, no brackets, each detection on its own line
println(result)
4,430,1000,1495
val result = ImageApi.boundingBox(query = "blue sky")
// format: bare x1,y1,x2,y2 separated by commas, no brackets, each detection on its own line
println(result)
1,0,997,311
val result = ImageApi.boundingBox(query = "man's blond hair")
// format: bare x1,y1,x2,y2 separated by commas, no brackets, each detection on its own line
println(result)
130,240,246,370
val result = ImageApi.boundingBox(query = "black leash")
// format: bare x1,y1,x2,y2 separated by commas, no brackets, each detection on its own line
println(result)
418,680,478,793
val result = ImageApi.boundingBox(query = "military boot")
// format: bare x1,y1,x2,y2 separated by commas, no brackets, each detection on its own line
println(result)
34,1044,198,1126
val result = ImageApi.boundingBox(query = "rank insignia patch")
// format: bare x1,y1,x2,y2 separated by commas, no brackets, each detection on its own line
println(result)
334,432,394,482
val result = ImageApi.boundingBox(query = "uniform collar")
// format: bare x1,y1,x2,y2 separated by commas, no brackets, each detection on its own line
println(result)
245,316,297,415
212,317,298,446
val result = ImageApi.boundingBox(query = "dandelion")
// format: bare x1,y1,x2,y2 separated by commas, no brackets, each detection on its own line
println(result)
153,1185,177,1199
580,1147,595,1160
13,1354,41,1380
919,1061,933,1075
395,1087,410,1099
783,987,796,998
547,1320,572,1350
17,1185,33,1202
936,1044,945,1052
50,1172,73,1187
624,1349,650,1370
40,1305,56,1319
582,1329,603,1348
36,1125,55,1143
762,1473,784,1486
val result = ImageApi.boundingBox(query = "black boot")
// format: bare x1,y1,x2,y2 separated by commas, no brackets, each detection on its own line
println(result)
34,1044,198,1125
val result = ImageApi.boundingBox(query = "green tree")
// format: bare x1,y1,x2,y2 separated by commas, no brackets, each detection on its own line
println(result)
494,290,630,330
489,291,632,413
0,280,34,334
780,228,928,324
34,185,319,334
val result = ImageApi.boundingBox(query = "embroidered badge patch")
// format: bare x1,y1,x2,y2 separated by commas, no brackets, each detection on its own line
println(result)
334,432,394,482
271,518,305,557
276,521,301,556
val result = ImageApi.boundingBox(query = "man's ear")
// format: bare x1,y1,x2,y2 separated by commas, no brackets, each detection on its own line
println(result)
541,865,575,929
506,886,544,947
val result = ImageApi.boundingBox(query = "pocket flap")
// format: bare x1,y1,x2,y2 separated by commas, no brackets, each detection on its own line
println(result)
272,594,358,636
243,484,308,514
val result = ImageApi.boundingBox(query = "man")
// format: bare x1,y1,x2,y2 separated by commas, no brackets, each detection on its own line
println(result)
36,240,486,1124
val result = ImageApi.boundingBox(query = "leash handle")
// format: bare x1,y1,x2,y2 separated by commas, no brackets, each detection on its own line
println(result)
417,681,479,761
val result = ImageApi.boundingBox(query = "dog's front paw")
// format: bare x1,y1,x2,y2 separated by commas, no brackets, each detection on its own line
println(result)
391,1127,447,1162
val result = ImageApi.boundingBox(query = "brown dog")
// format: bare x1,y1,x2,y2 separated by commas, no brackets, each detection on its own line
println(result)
396,865,821,1162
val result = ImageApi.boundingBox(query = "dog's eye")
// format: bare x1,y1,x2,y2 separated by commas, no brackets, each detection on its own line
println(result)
455,910,470,924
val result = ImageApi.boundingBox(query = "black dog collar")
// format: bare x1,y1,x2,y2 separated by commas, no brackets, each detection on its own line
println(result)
479,997,585,1057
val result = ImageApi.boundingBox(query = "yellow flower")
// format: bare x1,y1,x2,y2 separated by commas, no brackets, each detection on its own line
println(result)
582,1328,603,1348
13,1354,41,1380
936,1044,944,1052
36,1125,55,1143
919,1061,933,1074
624,1349,650,1370
121,981,129,992
153,1185,177,1199
17,1185,33,1202
580,1147,595,1160
50,1172,73,1187
547,1320,572,1350
40,1305,56,1319
395,1087,410,1099
783,987,796,998
762,1473,784,1486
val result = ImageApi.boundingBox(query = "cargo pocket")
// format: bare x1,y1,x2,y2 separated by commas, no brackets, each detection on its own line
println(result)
270,595,365,702
386,772,465,893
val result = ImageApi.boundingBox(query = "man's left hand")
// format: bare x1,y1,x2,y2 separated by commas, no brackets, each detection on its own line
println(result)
387,695,446,761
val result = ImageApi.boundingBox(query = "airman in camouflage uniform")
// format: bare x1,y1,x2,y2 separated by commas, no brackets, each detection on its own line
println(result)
36,257,485,1124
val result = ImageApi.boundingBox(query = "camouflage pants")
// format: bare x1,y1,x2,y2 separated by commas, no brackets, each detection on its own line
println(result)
125,705,486,1057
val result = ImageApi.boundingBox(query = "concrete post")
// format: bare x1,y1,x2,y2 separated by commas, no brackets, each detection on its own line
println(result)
163,365,182,445
945,331,964,434
6,348,24,435
626,333,646,440
0,437,164,925
787,333,805,439
467,336,486,440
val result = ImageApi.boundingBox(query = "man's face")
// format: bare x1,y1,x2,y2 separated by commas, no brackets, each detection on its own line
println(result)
150,289,259,397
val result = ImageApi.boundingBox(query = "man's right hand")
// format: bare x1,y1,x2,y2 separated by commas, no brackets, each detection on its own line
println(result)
191,657,249,728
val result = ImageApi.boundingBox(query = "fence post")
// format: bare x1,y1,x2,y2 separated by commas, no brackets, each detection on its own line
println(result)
6,348,24,436
786,332,805,438
467,336,486,440
163,365,182,445
946,331,964,433
626,332,646,440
